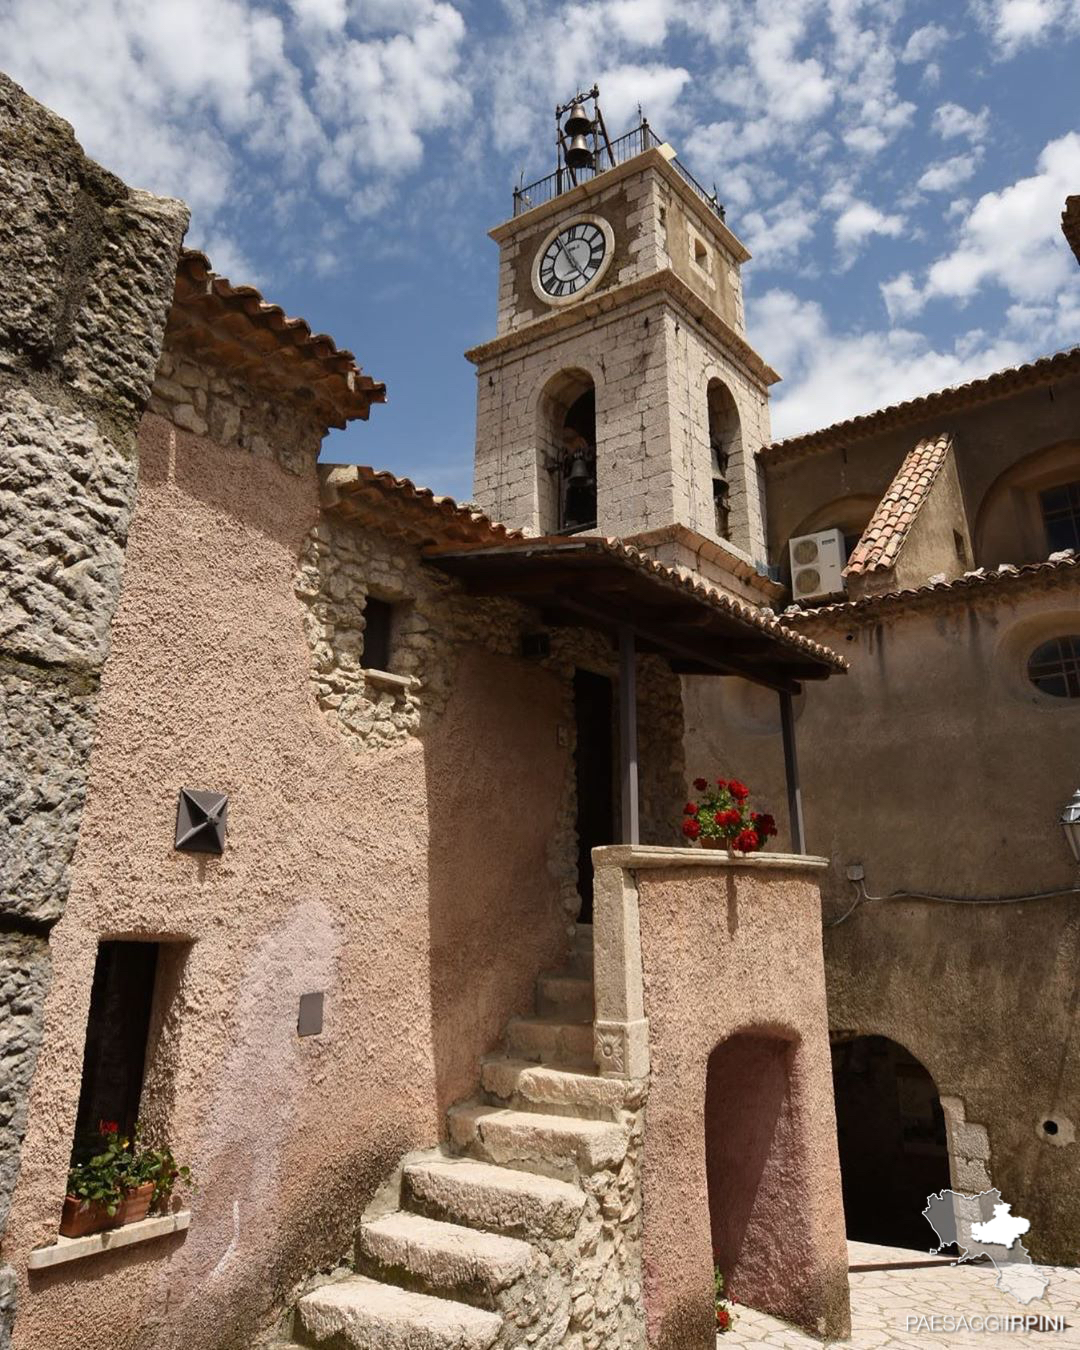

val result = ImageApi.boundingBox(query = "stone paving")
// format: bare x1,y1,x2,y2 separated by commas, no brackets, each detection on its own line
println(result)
724,1244,1080,1349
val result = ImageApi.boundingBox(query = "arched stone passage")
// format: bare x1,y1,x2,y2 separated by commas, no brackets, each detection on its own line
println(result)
831,1034,952,1249
536,368,597,533
706,1028,818,1319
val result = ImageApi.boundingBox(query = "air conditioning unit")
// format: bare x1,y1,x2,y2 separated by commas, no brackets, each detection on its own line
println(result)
788,528,847,601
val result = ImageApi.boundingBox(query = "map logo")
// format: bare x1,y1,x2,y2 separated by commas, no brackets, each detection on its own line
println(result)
923,1188,1051,1305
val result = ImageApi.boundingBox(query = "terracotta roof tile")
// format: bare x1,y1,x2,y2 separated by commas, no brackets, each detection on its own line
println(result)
167,249,386,430
320,464,524,547
844,433,953,576
1064,196,1080,267
761,346,1080,463
783,552,1080,623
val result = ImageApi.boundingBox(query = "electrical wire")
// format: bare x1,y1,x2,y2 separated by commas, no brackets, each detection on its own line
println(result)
825,877,1080,927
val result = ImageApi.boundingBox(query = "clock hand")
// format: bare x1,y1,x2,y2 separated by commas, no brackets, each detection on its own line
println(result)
556,239,584,277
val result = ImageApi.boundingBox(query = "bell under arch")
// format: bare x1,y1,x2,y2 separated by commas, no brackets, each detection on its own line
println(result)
536,367,597,534
706,378,742,542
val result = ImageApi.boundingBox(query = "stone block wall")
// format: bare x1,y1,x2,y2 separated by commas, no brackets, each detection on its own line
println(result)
0,70,187,1344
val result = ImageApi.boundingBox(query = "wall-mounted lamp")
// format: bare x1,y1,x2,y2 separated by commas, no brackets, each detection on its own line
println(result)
1060,788,1080,860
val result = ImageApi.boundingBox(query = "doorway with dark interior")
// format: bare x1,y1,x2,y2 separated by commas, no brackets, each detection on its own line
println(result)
573,668,614,924
832,1034,953,1250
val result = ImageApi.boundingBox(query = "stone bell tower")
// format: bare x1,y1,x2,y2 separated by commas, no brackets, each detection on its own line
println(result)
466,94,780,600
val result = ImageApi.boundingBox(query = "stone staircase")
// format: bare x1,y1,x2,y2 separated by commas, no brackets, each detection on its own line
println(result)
271,925,647,1350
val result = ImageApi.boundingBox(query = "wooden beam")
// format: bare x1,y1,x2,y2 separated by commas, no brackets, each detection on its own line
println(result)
779,689,806,854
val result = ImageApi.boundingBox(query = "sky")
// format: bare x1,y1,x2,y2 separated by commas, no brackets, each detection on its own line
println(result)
2,0,1079,501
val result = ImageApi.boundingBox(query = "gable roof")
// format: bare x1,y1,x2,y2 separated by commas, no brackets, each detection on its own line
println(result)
844,433,952,576
762,346,1080,465
167,250,386,429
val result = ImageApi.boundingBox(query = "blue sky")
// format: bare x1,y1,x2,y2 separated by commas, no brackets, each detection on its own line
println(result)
3,0,1079,501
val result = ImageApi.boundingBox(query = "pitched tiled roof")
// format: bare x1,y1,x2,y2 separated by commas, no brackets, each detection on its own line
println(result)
320,464,525,547
783,552,1080,624
844,433,952,576
1065,196,1080,266
762,346,1080,464
167,250,386,429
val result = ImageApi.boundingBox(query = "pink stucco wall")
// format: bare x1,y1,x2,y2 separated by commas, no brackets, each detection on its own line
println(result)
3,413,569,1349
635,858,850,1347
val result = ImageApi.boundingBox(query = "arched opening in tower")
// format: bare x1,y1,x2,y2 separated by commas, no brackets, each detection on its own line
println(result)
831,1034,952,1250
537,368,598,533
707,379,741,541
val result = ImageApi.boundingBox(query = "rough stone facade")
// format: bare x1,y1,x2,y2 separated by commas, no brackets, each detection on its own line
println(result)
0,71,187,1345
469,153,774,566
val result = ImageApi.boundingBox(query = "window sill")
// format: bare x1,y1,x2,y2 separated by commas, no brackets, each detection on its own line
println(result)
28,1210,191,1270
363,668,417,694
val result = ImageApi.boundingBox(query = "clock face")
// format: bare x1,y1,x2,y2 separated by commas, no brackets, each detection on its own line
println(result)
537,221,608,298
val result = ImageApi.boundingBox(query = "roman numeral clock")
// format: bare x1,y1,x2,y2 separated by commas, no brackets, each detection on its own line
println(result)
531,217,615,304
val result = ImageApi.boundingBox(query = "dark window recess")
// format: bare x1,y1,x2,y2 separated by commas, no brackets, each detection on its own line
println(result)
842,533,862,563
559,389,597,533
1028,635,1080,699
953,530,967,565
1040,481,1080,553
363,598,394,671
71,941,159,1161
711,442,730,539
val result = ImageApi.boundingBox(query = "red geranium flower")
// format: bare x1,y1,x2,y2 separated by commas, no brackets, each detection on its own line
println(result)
716,1306,731,1332
758,813,777,837
734,829,759,852
693,777,708,791
728,780,749,802
715,777,727,789
714,809,739,828
99,1120,119,1135
683,802,698,816
682,818,702,839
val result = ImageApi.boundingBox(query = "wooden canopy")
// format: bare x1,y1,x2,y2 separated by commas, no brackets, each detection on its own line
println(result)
426,536,845,695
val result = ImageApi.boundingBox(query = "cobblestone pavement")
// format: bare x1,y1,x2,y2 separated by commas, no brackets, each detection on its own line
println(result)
723,1245,1080,1349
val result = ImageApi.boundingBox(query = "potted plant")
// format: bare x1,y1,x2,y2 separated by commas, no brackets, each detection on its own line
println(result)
60,1121,193,1239
681,777,778,855
714,1262,738,1333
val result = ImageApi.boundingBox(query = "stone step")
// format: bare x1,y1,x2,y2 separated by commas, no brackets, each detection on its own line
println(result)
504,1016,594,1069
402,1156,585,1242
480,1057,644,1121
447,1103,630,1182
358,1211,534,1308
536,972,593,1022
295,1275,501,1350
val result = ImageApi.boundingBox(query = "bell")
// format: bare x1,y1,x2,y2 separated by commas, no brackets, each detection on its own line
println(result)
565,133,593,170
568,453,592,485
564,101,592,136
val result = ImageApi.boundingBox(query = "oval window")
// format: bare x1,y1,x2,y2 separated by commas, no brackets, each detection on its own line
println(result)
1027,635,1080,698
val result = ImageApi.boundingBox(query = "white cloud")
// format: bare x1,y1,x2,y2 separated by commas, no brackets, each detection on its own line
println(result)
922,131,1080,305
932,102,990,143
751,288,1050,441
900,22,950,62
973,0,1078,54
832,199,905,264
880,271,922,321
917,152,980,193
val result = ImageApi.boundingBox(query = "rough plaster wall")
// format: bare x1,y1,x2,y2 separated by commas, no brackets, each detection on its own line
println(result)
0,71,187,1345
683,591,1080,1262
636,863,849,1346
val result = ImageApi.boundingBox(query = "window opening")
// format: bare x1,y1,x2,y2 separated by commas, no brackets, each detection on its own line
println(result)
1040,482,1080,553
1027,635,1080,698
559,388,597,532
363,597,394,672
71,941,159,1162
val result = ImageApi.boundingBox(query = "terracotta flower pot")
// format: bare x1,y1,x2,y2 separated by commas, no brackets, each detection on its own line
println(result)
701,837,736,856
59,1196,116,1239
59,1182,155,1238
115,1182,155,1226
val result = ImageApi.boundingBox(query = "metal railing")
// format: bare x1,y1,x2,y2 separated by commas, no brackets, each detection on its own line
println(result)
513,120,725,221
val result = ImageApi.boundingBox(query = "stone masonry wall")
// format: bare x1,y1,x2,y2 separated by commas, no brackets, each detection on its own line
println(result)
0,71,187,1345
295,492,685,924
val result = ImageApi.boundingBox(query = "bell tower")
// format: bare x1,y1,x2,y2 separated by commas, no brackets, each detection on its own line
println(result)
466,91,781,598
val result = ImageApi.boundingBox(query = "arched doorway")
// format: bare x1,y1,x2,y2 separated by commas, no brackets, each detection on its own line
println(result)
706,379,741,540
706,1029,816,1320
831,1035,952,1249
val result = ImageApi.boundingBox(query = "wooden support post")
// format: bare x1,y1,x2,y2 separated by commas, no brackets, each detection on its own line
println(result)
779,689,806,854
619,625,640,846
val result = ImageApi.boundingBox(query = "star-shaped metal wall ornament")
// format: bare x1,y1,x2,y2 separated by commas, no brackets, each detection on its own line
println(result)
174,788,228,855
